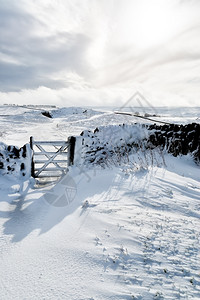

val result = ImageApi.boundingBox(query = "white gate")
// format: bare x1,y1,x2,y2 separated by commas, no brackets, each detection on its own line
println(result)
30,136,76,178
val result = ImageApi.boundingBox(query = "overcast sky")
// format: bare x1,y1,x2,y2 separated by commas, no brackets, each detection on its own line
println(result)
0,0,200,106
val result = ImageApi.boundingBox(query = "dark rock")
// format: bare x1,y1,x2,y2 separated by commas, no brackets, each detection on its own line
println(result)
7,166,14,171
94,128,99,133
42,111,52,118
12,146,20,158
21,145,27,158
20,163,25,170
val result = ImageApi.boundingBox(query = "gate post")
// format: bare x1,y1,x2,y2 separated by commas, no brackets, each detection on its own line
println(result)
30,136,35,177
68,136,76,166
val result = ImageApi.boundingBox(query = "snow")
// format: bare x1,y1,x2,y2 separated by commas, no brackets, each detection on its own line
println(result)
0,105,199,146
0,105,200,299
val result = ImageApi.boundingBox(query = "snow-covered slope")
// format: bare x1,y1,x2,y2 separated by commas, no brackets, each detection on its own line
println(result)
0,105,200,299
0,155,200,299
0,105,199,146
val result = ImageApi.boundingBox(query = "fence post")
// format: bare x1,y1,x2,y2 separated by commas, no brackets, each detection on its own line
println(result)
30,136,35,177
68,136,76,166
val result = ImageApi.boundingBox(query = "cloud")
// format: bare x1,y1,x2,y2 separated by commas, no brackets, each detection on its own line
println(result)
0,1,92,91
0,0,200,106
0,86,132,107
0,31,91,91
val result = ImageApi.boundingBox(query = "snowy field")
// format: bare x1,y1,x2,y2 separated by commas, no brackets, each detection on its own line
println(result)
0,105,200,299
0,105,199,146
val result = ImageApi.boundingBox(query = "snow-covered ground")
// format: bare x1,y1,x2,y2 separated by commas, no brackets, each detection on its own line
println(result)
0,105,200,299
0,105,199,146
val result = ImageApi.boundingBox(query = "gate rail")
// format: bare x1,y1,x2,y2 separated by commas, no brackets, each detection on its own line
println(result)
30,136,76,178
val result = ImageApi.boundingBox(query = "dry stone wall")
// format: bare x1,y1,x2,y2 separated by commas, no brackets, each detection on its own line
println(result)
79,123,200,165
0,143,32,179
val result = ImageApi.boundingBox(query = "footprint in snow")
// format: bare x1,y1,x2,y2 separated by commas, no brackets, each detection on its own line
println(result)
82,200,98,209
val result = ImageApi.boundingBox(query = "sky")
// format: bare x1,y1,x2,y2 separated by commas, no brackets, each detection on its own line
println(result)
0,0,200,107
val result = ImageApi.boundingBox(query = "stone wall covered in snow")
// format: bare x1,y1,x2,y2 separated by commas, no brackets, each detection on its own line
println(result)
0,143,32,179
148,123,200,161
0,122,199,179
79,123,200,166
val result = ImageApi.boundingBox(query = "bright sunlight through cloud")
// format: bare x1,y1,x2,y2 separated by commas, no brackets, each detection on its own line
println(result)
0,0,200,106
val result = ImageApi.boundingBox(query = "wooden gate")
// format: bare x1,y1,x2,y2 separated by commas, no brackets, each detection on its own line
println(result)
30,136,76,178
